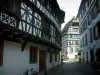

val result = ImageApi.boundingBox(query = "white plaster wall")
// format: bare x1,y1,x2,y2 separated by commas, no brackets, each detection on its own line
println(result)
46,53,53,70
84,46,91,64
83,39,100,63
46,50,60,70
80,29,92,63
53,54,59,67
80,13,100,64
0,41,61,75
0,41,40,75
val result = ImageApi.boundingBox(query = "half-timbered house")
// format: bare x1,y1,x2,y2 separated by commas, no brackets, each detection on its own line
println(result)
0,0,65,75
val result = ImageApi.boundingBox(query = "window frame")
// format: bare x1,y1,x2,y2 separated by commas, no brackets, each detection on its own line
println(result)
93,21,100,40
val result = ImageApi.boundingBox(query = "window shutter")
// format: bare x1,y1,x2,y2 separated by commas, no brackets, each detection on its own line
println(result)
30,47,33,63
29,46,38,63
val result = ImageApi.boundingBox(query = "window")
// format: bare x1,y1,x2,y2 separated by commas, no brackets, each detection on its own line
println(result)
69,41,71,45
90,28,93,42
93,21,100,40
0,40,4,67
64,35,68,40
50,52,52,63
68,35,71,38
83,37,84,47
76,40,80,45
94,5,97,19
85,34,88,46
89,0,91,5
84,19,87,30
85,2,88,10
30,46,38,63
71,47,73,53
88,14,91,25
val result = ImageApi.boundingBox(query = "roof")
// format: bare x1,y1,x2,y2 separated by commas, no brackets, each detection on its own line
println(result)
77,0,87,17
61,18,73,33
59,9,65,23
48,0,65,23
47,0,60,9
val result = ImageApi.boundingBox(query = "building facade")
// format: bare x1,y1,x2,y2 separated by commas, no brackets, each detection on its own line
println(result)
77,0,100,68
62,17,80,61
0,0,65,75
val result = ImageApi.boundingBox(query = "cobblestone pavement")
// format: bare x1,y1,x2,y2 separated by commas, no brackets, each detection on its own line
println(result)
47,61,98,75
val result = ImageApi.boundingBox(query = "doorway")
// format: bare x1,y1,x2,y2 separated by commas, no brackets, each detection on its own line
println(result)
96,48,100,62
96,48,100,69
39,50,46,72
90,50,95,66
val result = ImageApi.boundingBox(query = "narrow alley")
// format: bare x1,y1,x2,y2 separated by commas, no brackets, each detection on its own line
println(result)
1,0,100,75
47,61,98,75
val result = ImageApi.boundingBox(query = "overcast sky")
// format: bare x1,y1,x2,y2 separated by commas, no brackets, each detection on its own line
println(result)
57,0,82,29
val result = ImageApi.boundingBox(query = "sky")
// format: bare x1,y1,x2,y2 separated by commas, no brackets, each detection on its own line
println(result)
57,0,82,29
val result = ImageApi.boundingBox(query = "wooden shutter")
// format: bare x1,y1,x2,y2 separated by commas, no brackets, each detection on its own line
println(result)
30,46,38,63
30,47,33,63
33,47,37,63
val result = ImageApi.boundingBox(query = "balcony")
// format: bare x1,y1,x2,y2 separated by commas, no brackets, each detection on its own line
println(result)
0,0,62,51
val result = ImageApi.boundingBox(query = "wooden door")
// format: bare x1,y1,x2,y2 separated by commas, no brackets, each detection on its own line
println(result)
90,49,96,67
39,50,46,72
96,48,100,62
